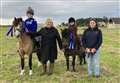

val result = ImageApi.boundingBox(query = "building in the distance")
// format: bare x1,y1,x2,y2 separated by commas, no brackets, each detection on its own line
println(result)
108,17,120,28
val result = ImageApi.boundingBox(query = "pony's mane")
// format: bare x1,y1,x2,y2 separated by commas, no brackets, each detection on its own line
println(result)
61,28,69,38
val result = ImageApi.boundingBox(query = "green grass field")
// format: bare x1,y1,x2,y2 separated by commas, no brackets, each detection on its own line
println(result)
0,27,120,83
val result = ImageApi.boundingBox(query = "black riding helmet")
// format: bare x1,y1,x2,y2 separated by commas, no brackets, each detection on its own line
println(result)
68,17,75,23
26,7,34,15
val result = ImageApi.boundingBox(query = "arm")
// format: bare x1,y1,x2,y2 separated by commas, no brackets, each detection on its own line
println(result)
94,30,103,50
82,30,87,48
24,20,29,32
56,29,63,49
26,28,42,38
32,20,37,32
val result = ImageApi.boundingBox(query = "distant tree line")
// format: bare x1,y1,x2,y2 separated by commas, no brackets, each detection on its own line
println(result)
60,16,109,27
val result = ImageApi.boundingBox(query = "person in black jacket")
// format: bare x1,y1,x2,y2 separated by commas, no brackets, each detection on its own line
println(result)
82,19,102,78
36,18,62,75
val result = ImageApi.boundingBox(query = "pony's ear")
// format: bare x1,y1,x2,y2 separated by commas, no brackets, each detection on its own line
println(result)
14,17,17,20
19,17,23,22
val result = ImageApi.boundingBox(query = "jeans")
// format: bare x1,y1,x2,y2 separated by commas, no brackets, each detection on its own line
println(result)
86,50,100,76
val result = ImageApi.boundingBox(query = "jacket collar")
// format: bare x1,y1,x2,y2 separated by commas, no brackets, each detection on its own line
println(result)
88,27,98,31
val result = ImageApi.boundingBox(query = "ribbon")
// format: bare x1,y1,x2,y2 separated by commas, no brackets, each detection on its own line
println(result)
69,32,74,49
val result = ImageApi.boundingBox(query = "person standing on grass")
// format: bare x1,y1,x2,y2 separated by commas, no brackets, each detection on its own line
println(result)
82,18,103,78
34,18,63,75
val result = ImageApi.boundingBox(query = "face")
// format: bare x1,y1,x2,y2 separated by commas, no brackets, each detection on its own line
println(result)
69,22,75,26
46,21,53,28
27,13,33,18
89,20,97,28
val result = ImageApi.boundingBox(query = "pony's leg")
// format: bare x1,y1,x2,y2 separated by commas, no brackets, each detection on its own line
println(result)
66,55,69,71
72,55,76,72
36,52,41,67
18,49,25,75
79,54,82,65
20,56,25,75
29,54,32,75
83,53,86,64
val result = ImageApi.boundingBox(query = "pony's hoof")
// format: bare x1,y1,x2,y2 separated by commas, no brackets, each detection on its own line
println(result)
20,70,24,76
66,69,69,71
84,62,86,64
40,72,46,76
80,63,82,65
47,72,53,76
29,70,32,76
72,69,76,72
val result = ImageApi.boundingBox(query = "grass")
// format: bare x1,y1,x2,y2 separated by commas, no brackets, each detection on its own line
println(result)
0,27,120,83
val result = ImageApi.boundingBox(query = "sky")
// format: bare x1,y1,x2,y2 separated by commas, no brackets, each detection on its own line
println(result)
0,0,120,25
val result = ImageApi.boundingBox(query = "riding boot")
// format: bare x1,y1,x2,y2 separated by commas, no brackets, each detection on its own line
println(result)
40,64,47,76
48,63,54,75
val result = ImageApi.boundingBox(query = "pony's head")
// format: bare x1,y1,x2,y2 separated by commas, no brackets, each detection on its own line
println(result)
60,28,70,49
12,17,23,37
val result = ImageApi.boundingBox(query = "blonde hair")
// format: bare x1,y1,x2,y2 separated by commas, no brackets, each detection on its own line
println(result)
45,17,53,27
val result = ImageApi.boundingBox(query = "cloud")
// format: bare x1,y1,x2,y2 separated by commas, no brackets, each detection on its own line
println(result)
0,0,119,25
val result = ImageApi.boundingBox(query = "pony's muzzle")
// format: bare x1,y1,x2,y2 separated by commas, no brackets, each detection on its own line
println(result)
15,30,20,37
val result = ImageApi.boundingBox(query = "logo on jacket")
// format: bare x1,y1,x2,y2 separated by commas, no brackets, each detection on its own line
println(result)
26,20,33,25
95,31,99,35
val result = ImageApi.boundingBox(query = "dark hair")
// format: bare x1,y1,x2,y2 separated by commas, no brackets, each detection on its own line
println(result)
88,18,98,28
68,17,77,36
68,17,75,23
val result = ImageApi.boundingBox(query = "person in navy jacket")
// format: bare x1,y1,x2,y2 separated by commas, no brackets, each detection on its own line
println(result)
24,7,37,32
82,18,102,78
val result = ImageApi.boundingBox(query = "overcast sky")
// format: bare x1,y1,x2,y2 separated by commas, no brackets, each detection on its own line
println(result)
0,0,120,25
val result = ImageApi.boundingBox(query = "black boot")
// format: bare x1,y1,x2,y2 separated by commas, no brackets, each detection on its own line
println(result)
40,64,47,76
48,63,54,76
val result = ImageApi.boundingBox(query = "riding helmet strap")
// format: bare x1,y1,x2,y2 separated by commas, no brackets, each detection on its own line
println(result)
69,32,74,49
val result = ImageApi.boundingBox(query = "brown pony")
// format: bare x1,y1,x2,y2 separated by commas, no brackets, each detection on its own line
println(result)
61,28,86,72
12,17,37,76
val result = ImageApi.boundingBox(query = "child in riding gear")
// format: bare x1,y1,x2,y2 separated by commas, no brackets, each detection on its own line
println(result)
68,17,78,50
24,7,37,32
24,7,39,51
